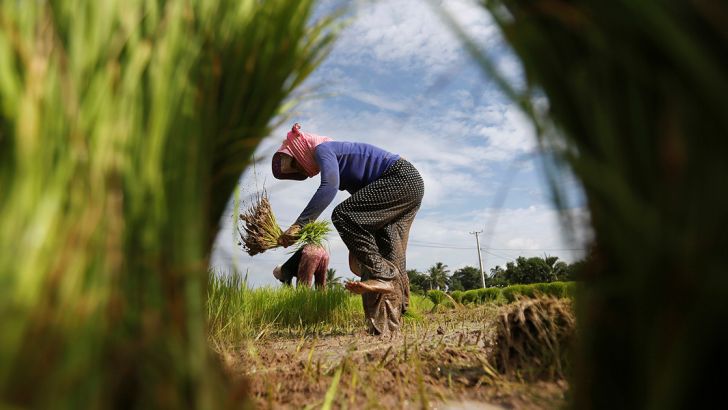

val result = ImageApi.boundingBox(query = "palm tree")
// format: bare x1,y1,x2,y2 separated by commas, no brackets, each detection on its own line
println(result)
543,255,563,282
427,262,450,291
326,268,342,288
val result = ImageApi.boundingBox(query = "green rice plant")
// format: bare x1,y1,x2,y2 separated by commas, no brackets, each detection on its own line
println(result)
451,290,465,304
476,288,503,304
462,289,480,305
450,1,728,404
208,272,360,342
0,1,339,408
563,282,577,299
532,282,552,296
407,294,435,317
543,282,569,299
207,272,431,343
296,220,332,249
426,289,447,306
501,282,575,303
502,284,536,303
238,209,330,255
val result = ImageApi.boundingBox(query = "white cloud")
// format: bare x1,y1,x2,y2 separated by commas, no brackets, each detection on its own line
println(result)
476,105,537,161
333,0,499,73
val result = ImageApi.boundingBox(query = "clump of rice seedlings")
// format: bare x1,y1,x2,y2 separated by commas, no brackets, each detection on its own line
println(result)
295,220,332,249
492,296,575,380
237,194,332,256
426,290,447,306
238,191,283,255
207,271,432,343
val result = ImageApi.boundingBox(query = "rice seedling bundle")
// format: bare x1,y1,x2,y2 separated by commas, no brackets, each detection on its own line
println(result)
492,297,575,381
237,193,332,255
295,220,331,249
238,192,284,255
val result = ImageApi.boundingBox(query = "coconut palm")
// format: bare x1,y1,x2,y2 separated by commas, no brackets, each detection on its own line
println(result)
427,262,450,291
326,268,342,288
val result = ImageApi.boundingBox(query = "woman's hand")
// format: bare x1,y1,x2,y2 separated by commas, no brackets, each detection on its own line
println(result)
278,224,301,248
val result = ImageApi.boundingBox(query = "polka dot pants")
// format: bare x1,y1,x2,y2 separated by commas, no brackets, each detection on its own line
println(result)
331,158,424,335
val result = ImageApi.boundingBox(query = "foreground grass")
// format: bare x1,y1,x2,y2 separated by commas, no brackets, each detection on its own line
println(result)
207,273,434,343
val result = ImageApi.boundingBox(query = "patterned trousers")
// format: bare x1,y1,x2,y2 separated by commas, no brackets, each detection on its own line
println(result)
332,159,424,335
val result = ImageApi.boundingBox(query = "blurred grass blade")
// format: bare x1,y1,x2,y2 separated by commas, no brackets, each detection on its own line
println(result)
0,0,340,408
321,365,343,410
444,0,728,408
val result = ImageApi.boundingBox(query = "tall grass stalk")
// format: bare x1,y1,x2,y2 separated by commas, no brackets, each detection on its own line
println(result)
207,272,433,344
446,1,728,408
207,273,362,342
0,1,338,407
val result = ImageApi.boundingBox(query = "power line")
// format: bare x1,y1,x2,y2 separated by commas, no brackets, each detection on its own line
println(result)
482,249,514,261
408,242,473,250
409,239,584,252
487,247,585,251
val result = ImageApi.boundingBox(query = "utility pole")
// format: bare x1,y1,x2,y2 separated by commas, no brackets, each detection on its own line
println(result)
470,231,486,288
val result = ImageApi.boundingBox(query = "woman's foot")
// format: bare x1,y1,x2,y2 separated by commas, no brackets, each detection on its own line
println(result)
345,279,394,294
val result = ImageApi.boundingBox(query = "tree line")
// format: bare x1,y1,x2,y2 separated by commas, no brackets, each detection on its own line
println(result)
407,255,584,293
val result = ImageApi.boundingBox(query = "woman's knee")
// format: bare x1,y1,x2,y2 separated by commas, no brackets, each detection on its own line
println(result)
331,204,347,229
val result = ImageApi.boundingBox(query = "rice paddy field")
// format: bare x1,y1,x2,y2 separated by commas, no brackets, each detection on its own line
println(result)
208,274,572,409
4,1,725,408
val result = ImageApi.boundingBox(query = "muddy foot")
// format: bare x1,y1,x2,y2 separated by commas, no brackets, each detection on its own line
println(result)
345,279,394,294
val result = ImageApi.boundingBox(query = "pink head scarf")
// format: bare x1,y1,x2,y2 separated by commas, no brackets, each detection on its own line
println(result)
272,123,332,180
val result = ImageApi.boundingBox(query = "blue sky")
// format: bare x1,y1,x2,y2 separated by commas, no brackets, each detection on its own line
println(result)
210,0,590,286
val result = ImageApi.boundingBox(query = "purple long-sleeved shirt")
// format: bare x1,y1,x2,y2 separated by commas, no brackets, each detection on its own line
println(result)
295,141,399,225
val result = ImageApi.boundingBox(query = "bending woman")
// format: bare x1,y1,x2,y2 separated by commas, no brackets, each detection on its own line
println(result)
272,123,424,335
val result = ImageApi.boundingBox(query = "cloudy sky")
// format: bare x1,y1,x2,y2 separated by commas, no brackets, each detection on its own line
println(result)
210,0,589,286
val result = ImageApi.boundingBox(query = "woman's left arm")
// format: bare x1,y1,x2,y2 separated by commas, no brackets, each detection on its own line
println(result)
293,145,340,225
279,146,339,247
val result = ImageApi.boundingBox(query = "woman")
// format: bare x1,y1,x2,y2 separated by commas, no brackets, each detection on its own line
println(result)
272,123,424,336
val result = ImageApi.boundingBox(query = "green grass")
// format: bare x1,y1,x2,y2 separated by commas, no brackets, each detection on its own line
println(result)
207,272,434,343
451,290,465,304
0,1,339,407
448,282,576,307
426,289,447,306
462,288,504,305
